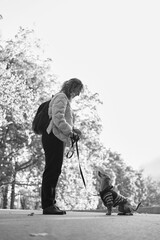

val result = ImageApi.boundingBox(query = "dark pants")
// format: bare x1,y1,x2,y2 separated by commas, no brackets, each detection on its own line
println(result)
41,131,64,209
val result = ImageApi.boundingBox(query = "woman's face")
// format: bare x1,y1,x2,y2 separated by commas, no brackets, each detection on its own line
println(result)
71,86,82,98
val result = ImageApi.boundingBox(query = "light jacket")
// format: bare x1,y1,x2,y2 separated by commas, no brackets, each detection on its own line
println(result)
46,92,74,144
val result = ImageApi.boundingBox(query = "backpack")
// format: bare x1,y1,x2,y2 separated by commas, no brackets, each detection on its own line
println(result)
32,99,51,135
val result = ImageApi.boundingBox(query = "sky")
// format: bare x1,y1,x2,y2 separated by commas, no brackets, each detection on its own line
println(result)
1,0,160,179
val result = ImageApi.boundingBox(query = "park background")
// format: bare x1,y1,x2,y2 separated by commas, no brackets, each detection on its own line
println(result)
0,0,160,210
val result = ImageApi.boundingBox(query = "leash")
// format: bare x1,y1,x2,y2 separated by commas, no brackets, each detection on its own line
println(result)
66,136,102,197
66,134,86,188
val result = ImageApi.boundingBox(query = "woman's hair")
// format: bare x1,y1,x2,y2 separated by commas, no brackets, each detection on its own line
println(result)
60,78,84,99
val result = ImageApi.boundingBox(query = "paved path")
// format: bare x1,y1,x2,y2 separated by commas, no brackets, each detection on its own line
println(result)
0,210,160,240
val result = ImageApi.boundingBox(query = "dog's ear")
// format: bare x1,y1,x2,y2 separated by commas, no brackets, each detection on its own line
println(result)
98,171,105,178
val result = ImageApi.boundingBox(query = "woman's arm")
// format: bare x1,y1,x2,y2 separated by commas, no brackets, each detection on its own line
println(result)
52,94,73,136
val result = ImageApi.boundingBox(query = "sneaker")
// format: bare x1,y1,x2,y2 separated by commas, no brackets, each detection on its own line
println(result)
43,205,66,215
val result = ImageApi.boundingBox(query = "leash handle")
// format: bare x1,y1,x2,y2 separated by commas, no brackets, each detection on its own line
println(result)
66,136,75,158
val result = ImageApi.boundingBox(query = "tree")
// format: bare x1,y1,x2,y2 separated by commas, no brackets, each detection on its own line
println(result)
143,177,160,206
0,27,58,208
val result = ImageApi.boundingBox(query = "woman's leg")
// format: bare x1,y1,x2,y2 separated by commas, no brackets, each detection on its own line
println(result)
41,131,64,209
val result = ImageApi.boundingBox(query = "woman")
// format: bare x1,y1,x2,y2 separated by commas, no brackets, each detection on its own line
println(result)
41,78,84,215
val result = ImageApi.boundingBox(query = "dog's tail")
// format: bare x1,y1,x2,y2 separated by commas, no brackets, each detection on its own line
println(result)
132,202,141,211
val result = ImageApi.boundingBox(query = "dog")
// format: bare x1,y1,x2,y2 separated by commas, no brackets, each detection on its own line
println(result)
97,170,141,215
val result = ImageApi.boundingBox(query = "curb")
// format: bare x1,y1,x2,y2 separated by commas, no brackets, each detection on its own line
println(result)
72,207,160,214
137,207,160,214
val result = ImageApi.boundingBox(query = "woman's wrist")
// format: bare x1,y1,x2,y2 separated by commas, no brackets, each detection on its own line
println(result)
69,131,73,137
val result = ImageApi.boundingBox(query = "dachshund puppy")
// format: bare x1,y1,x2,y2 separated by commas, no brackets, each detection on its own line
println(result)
97,170,141,215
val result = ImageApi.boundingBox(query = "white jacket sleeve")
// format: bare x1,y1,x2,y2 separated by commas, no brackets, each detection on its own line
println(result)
52,94,72,136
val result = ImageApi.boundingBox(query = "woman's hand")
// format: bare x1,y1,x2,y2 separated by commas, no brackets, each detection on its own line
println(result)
73,128,82,136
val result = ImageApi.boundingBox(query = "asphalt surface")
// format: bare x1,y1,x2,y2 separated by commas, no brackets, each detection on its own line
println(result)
0,209,160,240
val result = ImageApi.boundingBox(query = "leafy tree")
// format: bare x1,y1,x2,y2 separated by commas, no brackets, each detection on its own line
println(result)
0,27,58,207
143,177,160,206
